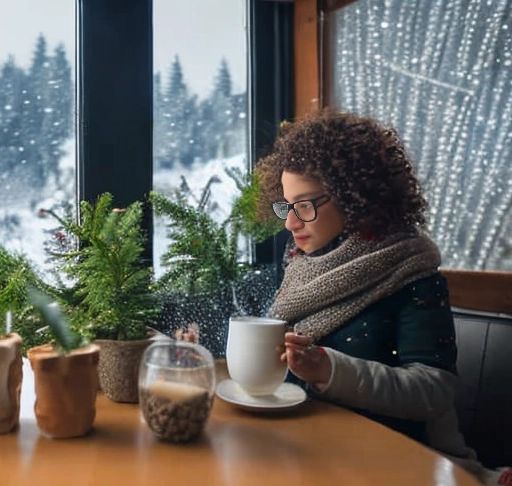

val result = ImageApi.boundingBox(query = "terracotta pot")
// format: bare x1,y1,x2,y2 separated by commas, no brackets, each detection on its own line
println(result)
95,337,152,403
27,343,99,438
0,333,23,434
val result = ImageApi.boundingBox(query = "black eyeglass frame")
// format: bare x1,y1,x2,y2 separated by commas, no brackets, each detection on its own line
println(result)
272,194,330,222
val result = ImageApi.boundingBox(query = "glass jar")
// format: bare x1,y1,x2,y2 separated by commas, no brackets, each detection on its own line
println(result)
138,340,216,443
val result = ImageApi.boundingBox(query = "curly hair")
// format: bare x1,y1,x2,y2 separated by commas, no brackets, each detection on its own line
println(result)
255,109,428,239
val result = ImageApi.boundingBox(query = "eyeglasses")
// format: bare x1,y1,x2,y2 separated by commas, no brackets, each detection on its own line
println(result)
272,195,330,222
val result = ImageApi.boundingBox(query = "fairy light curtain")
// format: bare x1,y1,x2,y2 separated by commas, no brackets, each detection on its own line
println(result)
327,0,512,270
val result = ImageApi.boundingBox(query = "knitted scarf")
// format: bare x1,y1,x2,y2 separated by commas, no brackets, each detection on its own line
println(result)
269,229,441,341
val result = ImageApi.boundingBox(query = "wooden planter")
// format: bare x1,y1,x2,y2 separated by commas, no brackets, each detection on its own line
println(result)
94,337,153,403
27,343,100,439
0,333,23,434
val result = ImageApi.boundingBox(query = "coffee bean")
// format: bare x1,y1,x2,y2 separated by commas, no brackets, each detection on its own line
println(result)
140,388,212,443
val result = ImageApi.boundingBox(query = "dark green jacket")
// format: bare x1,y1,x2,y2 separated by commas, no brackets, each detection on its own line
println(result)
318,272,457,372
288,272,458,443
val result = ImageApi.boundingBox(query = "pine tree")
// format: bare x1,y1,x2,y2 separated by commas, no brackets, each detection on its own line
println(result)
46,43,73,186
202,58,237,160
214,58,232,98
197,97,216,161
230,91,248,156
162,56,199,168
0,56,26,173
42,193,159,341
21,34,52,187
153,72,168,170
16,35,74,191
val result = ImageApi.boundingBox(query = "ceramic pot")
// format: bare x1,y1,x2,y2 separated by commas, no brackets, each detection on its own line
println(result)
27,343,99,438
0,333,23,434
95,337,153,403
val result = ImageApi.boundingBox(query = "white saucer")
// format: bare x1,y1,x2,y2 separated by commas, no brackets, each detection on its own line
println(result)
215,379,307,412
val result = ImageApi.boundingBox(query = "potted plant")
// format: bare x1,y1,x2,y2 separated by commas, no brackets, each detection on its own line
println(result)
27,288,99,439
0,317,22,435
39,192,161,403
150,167,281,357
0,245,51,434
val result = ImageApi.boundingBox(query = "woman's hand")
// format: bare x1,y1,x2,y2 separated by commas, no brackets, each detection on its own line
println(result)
280,332,332,387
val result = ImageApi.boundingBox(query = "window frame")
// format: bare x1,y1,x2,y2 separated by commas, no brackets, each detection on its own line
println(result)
293,0,512,315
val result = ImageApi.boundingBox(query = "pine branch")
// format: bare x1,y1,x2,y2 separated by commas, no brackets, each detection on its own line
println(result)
150,167,280,295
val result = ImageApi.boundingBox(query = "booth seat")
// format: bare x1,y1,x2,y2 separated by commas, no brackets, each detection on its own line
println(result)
453,310,512,468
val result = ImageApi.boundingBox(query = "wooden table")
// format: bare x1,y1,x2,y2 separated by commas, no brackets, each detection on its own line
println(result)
0,361,481,486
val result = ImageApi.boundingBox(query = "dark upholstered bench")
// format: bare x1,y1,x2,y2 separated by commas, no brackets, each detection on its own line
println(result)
454,310,512,468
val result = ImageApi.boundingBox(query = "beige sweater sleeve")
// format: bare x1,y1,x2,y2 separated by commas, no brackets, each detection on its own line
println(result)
318,348,458,422
315,350,482,469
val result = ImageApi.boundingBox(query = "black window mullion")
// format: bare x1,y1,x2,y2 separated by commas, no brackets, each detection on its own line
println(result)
249,0,294,282
77,0,153,261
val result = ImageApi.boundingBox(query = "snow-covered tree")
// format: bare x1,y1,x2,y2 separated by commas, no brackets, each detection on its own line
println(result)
0,56,26,172
161,56,199,168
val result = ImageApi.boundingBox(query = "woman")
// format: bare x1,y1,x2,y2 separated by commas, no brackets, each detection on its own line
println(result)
255,109,510,485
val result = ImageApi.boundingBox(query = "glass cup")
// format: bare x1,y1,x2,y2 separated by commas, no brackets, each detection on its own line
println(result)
138,340,216,443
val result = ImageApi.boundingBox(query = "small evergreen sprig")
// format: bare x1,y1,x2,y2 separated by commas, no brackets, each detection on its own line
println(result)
227,167,282,241
41,193,160,341
150,167,281,294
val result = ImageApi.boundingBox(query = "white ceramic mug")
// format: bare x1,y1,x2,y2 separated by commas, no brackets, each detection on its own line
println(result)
226,316,287,396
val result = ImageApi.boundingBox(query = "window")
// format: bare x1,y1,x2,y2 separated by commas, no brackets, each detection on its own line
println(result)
326,0,512,273
294,0,512,314
0,0,291,290
152,0,249,278
0,0,75,274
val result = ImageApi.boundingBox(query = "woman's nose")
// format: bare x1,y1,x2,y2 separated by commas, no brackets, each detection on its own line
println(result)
285,210,304,231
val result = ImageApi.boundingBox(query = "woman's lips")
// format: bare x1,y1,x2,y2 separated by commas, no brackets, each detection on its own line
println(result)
294,235,308,244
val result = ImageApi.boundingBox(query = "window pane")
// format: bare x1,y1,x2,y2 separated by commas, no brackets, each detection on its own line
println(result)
326,0,512,271
152,1,263,357
152,0,248,279
0,0,76,274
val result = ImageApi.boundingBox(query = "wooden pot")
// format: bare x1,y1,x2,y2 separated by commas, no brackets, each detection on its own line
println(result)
0,333,23,434
27,343,99,438
95,337,152,403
